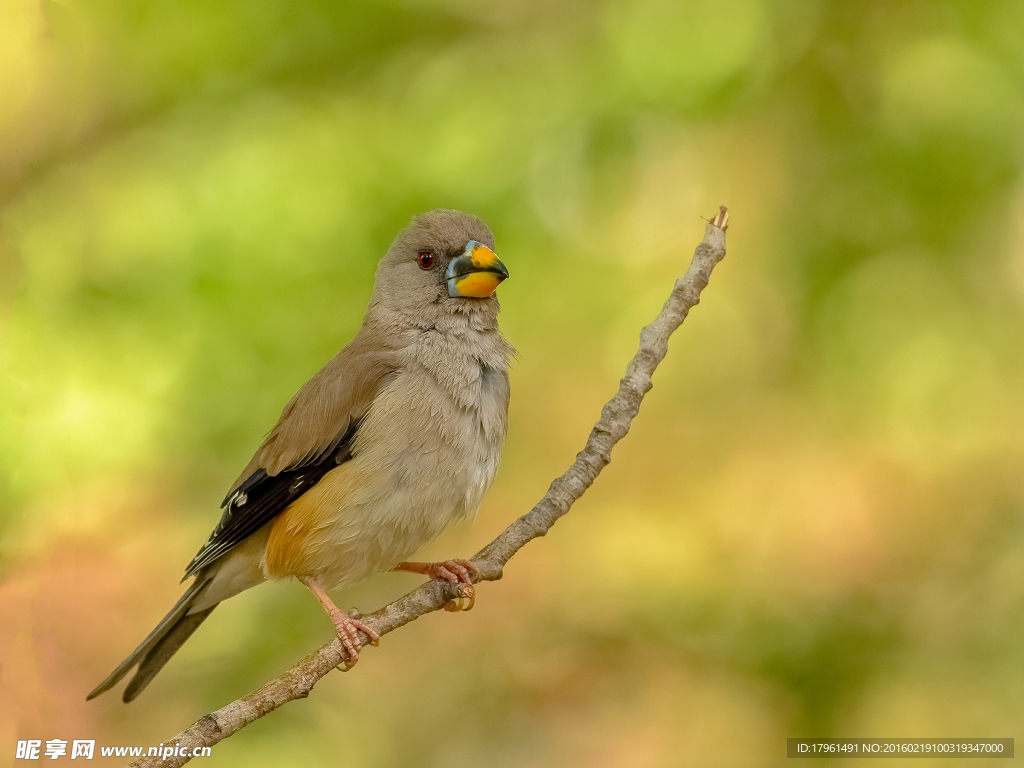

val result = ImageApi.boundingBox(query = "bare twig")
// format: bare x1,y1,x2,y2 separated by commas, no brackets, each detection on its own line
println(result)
127,207,729,768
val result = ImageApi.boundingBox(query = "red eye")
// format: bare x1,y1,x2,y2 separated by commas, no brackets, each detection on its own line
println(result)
417,251,434,269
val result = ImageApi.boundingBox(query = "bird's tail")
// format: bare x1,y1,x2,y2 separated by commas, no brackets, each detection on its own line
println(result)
87,576,218,703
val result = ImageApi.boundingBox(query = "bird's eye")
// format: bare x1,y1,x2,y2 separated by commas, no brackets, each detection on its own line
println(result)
417,251,434,269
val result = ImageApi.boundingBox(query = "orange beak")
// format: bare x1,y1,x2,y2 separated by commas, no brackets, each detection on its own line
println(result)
446,241,509,298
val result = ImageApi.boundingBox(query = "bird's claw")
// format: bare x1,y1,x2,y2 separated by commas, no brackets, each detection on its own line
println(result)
431,559,476,612
444,583,476,613
331,613,380,669
430,559,478,585
397,558,478,611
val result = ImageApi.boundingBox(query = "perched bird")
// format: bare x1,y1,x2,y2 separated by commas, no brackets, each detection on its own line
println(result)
88,209,513,702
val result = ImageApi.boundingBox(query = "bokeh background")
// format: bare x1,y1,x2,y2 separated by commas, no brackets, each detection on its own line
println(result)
3,0,1024,765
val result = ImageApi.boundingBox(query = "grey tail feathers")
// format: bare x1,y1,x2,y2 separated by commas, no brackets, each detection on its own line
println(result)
87,576,217,703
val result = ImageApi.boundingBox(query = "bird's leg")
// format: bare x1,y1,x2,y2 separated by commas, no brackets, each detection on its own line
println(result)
299,576,380,669
394,559,477,611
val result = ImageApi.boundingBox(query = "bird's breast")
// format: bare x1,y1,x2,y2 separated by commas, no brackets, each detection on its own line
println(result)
264,352,509,587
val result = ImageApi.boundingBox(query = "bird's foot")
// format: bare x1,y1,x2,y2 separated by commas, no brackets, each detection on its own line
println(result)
394,559,478,611
331,611,380,671
299,576,380,670
396,558,477,584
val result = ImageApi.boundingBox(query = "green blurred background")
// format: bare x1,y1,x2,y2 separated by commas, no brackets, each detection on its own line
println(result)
3,0,1024,765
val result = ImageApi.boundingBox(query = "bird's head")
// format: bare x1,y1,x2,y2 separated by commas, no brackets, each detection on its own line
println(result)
369,209,509,325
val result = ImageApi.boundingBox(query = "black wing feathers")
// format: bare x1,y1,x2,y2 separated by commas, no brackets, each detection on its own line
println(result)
183,420,360,578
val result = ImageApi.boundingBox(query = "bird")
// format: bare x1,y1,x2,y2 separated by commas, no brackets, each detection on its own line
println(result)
88,209,513,703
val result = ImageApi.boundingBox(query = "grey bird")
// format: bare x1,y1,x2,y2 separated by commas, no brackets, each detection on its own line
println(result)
88,209,513,702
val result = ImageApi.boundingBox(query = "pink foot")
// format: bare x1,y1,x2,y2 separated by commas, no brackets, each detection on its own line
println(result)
330,611,380,669
394,559,478,611
300,576,380,668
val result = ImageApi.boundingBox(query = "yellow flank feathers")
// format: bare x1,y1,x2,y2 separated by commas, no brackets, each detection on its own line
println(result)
265,465,353,577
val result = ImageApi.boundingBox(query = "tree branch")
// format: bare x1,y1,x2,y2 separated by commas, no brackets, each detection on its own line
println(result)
127,207,729,768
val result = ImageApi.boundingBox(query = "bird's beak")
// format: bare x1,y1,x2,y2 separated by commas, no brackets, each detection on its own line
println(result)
446,241,509,298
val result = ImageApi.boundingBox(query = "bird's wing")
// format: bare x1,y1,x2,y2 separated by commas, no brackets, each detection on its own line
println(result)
183,337,400,578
